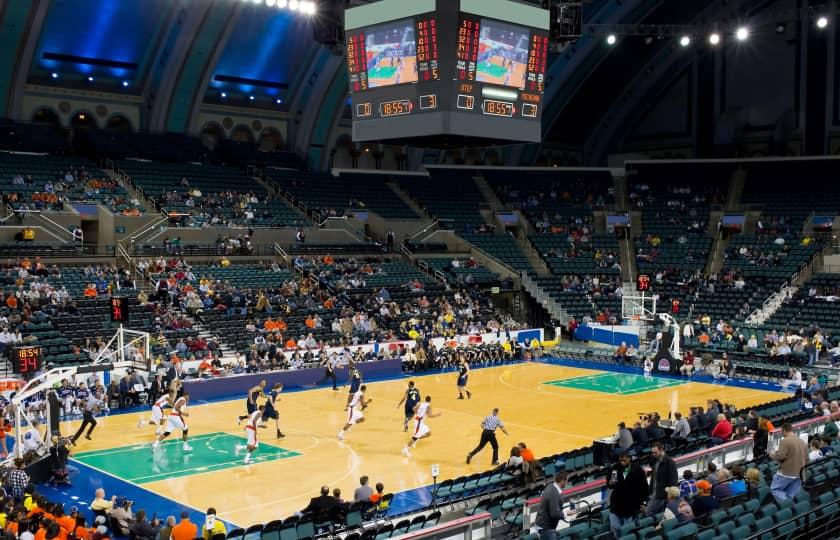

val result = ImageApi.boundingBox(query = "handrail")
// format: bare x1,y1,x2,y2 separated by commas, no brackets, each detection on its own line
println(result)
273,242,289,263
35,212,75,242
129,214,169,244
409,220,440,242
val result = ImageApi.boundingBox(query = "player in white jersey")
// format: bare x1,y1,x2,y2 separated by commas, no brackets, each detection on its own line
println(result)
138,392,172,435
152,392,192,451
235,404,265,464
402,396,440,456
338,385,371,440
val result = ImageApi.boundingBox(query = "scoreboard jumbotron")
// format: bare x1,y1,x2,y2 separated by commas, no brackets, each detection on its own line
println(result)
345,0,550,145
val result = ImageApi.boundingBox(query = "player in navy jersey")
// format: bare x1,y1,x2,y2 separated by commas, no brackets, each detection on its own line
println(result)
261,383,285,439
238,380,266,423
346,365,362,406
457,360,471,399
396,381,421,432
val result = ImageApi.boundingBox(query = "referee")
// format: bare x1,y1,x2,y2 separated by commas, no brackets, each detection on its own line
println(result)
71,390,106,444
466,408,508,466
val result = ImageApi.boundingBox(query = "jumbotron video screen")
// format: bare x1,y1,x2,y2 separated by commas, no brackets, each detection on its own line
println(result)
345,0,550,145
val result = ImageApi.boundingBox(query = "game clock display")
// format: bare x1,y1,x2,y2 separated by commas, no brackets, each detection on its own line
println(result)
345,0,550,144
12,346,43,375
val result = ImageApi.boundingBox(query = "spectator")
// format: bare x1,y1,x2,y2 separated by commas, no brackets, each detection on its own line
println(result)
706,462,718,484
646,442,678,516
770,423,809,503
678,470,697,499
659,486,693,528
301,486,339,525
201,508,226,539
517,442,535,463
631,422,649,446
158,516,177,540
745,468,761,492
109,499,134,534
809,439,825,462
753,417,770,458
369,482,385,505
606,451,648,537
671,412,690,445
689,481,719,518
614,422,633,456
353,476,373,502
729,465,747,497
534,472,568,540
506,446,524,475
6,458,29,500
709,414,732,446
128,510,158,540
711,468,732,500
171,512,198,540
89,489,115,514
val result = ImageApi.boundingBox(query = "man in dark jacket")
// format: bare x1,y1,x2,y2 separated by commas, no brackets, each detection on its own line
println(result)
302,486,340,524
645,441,678,516
607,451,648,537
534,472,568,539
631,422,649,446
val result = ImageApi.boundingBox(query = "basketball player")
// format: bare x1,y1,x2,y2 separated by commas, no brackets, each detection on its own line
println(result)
153,392,192,451
262,383,285,439
338,385,371,440
457,360,472,399
235,404,265,464
346,365,362,405
238,380,266,423
402,396,441,457
57,380,75,417
138,391,172,435
396,381,421,432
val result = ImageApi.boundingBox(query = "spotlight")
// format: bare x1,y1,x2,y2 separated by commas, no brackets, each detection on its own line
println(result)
275,98,283,104
266,0,276,6
249,95,255,101
252,0,261,4
644,36,653,45
300,1,314,14
87,76,94,82
289,0,298,10
775,23,786,34
221,92,227,98
122,81,129,87
679,35,690,47
708,33,720,45
735,27,749,41
817,16,829,29
51,73,58,79
277,0,287,7
606,34,616,45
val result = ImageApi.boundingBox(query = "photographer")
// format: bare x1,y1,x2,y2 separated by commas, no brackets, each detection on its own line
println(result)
49,436,72,485
109,497,134,535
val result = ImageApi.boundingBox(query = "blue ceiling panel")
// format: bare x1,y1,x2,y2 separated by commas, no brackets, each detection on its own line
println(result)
34,0,170,81
210,6,315,98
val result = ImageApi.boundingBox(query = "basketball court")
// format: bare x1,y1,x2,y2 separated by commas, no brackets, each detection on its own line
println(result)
60,360,784,527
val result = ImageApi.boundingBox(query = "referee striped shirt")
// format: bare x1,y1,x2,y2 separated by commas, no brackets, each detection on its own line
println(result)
482,414,504,431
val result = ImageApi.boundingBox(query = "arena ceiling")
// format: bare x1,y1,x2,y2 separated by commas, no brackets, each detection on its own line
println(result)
0,0,790,163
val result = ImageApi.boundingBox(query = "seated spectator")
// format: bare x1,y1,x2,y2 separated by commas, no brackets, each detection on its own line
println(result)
369,482,385,505
631,422,649,445
201,508,226,539
506,446,524,475
809,439,825,462
89,489,115,514
613,342,628,363
711,468,732,500
659,486,693,528
729,465,747,496
171,512,198,540
129,510,159,540
353,477,373,502
679,470,697,499
709,414,733,446
301,486,339,524
690,481,720,518
613,422,633,456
